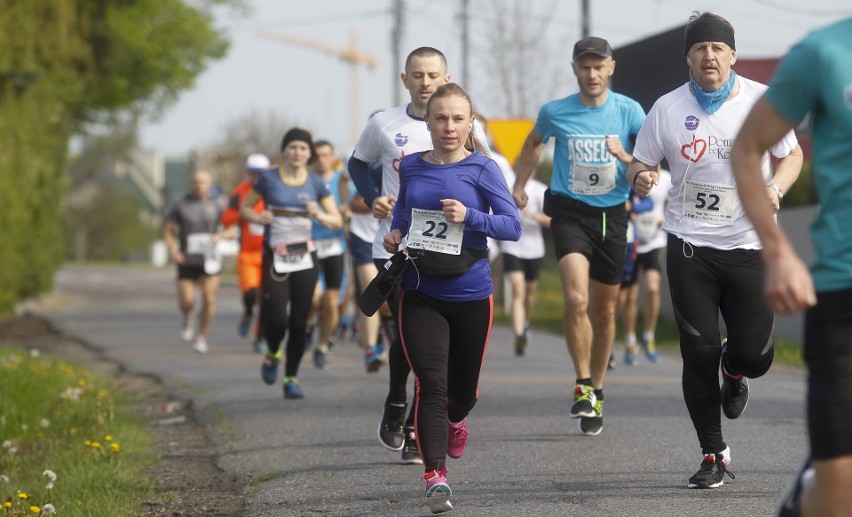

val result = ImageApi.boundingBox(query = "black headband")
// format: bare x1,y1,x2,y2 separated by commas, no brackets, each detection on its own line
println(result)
684,17,736,55
281,128,313,152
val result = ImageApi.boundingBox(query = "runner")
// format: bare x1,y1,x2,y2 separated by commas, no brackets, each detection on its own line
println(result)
239,128,343,399
162,170,226,353
619,170,671,365
512,36,646,437
382,82,520,513
500,177,550,356
308,140,350,369
221,153,271,353
628,11,803,488
348,47,452,465
730,16,852,515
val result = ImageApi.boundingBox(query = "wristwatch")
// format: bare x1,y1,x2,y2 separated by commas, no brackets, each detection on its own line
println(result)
768,183,784,200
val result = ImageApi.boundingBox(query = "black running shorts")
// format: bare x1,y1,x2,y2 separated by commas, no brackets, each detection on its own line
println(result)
549,195,627,285
804,286,852,459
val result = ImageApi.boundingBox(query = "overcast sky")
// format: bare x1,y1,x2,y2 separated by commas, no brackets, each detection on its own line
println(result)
138,0,852,159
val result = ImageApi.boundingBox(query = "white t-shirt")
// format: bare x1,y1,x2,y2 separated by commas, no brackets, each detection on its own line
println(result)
635,169,672,255
500,178,547,260
351,104,433,259
632,77,798,250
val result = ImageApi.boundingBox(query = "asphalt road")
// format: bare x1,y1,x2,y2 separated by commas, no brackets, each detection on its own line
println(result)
32,264,808,516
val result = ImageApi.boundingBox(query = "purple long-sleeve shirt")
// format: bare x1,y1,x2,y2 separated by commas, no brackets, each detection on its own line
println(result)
392,151,521,302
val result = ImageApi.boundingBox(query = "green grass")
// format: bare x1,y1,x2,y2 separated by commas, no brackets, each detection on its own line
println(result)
0,348,158,516
495,265,805,369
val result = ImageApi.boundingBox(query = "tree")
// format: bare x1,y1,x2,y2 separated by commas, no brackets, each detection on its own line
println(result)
0,0,243,313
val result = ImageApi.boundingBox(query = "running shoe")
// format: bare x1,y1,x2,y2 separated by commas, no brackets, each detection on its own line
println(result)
447,418,469,459
720,340,749,419
607,353,616,370
192,337,209,354
252,338,267,354
624,343,639,366
569,384,597,418
641,338,659,363
687,449,735,489
776,457,813,517
313,349,328,369
423,468,452,514
364,344,383,373
401,427,423,465
514,334,527,356
283,378,304,399
180,320,194,342
260,351,281,385
579,398,603,436
377,401,406,451
238,315,251,338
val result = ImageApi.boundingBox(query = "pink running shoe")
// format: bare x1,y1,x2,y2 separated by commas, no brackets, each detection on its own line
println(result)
423,468,452,514
447,418,469,459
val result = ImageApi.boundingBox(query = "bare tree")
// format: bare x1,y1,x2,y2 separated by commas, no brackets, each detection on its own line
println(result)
474,0,574,119
194,109,293,190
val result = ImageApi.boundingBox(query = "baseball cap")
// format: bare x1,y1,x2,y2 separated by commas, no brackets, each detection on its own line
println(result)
245,153,270,172
572,36,613,60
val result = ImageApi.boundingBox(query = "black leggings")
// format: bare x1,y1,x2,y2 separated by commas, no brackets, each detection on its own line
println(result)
667,235,774,455
261,251,319,378
399,290,493,472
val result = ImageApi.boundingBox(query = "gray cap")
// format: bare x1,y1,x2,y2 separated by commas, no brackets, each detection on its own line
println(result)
573,36,613,60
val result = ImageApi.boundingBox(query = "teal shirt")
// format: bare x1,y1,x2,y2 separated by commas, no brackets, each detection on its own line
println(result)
535,91,645,208
765,18,852,291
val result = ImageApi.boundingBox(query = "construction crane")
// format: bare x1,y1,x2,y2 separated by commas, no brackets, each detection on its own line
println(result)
257,28,379,147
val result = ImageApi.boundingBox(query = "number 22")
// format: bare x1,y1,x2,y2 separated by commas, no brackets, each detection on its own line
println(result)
423,221,448,239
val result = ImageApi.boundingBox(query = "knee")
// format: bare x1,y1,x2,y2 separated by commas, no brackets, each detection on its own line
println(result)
563,291,588,315
729,340,774,378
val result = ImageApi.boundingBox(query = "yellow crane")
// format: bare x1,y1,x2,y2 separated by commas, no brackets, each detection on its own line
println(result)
257,28,379,146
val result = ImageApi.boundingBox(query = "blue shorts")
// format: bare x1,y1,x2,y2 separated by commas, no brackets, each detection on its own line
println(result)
349,233,374,266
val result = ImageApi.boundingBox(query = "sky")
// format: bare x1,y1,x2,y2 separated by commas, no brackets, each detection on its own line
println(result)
138,0,852,159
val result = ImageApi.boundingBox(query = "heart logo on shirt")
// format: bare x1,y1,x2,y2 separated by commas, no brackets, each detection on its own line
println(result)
680,135,707,163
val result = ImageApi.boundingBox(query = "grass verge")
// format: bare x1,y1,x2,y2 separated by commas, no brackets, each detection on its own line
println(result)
0,347,157,516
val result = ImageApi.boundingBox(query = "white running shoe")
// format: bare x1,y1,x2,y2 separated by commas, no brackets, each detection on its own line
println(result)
181,321,194,342
193,337,209,353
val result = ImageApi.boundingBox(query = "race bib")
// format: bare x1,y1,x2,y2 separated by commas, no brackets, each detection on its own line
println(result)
248,222,265,236
682,180,737,226
273,251,314,273
570,161,617,196
186,233,213,255
634,212,659,244
407,208,464,256
315,237,344,259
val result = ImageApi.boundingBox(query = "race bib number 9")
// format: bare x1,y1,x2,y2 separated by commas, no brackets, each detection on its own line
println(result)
407,208,464,256
682,180,736,226
570,161,616,196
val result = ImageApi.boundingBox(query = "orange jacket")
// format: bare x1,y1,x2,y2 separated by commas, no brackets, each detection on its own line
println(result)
221,180,265,253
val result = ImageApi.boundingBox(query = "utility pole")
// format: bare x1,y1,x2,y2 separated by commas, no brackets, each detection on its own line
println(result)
461,0,470,89
257,28,378,146
581,0,590,38
392,0,404,105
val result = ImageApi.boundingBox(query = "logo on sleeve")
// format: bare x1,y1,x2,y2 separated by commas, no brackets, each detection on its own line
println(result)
680,134,707,163
394,133,408,147
684,115,700,131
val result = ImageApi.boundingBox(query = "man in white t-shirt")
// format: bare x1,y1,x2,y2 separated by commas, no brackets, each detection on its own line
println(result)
628,11,802,490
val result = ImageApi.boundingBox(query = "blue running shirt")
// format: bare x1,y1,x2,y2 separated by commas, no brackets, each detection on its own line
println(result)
535,92,645,207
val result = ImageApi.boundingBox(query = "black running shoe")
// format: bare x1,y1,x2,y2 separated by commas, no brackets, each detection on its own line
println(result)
377,401,406,451
400,427,423,465
687,452,735,489
720,340,749,419
579,398,603,436
776,457,813,517
569,384,596,418
515,334,527,356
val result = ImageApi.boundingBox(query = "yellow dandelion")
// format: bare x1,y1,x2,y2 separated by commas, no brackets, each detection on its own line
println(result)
4,501,11,508
84,440,92,446
96,390,107,399
104,435,112,441
111,442,121,453
77,379,86,386
30,505,40,513
91,442,101,448
17,492,28,500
